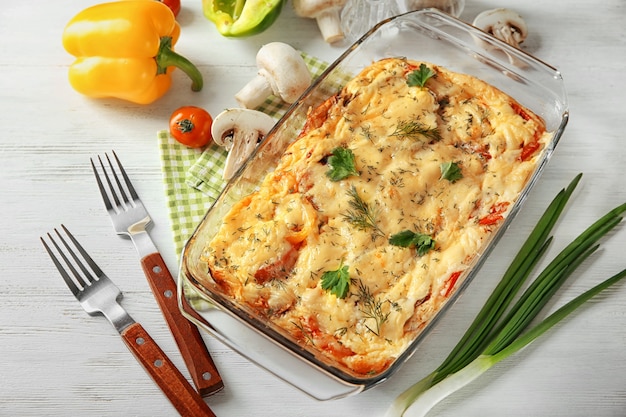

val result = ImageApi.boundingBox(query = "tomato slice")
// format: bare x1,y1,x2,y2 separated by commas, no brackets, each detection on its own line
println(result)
169,106,213,148
520,139,541,161
443,270,463,297
478,202,510,226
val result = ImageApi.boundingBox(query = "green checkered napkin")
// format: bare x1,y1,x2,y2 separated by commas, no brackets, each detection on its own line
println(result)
158,53,329,261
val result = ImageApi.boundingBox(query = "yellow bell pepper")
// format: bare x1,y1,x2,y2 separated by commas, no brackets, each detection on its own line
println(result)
62,1,203,104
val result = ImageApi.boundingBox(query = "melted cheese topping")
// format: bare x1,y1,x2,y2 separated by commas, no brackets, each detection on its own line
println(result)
203,58,549,377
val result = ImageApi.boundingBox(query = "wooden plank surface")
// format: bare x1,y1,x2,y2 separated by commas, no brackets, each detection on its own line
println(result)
1,1,625,416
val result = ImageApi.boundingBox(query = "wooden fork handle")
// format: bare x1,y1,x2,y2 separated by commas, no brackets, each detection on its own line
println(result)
121,323,216,417
140,252,224,396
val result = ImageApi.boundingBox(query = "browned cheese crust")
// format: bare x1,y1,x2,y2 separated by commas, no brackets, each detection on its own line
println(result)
202,58,548,376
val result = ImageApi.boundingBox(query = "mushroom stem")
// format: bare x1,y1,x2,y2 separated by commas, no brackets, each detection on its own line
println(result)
293,0,347,44
223,129,263,179
315,9,343,43
235,75,273,109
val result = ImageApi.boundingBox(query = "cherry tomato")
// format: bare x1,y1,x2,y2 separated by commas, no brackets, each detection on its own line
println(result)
169,106,213,148
158,0,181,17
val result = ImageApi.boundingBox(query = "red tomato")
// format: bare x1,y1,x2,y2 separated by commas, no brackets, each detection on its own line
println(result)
158,0,181,17
169,106,213,148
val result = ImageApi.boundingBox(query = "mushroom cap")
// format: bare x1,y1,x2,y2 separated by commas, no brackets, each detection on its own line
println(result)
292,0,347,17
211,108,277,180
473,8,528,47
211,108,276,149
256,42,312,104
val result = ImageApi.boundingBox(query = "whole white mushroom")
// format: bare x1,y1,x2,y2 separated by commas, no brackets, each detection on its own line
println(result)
235,42,312,110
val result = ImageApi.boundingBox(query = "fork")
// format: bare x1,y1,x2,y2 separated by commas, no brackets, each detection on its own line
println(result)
90,151,223,396
41,225,216,417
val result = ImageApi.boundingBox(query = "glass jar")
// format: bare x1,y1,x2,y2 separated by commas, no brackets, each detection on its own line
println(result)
340,0,465,44
398,0,465,17
340,0,403,43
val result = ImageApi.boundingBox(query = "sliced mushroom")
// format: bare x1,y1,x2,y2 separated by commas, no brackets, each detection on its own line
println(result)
292,0,347,44
473,8,528,49
211,108,276,180
235,42,312,110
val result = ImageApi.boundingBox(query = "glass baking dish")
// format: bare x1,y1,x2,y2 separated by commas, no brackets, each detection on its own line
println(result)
178,9,568,400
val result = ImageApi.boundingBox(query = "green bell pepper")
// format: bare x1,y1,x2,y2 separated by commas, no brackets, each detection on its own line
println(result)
203,0,285,37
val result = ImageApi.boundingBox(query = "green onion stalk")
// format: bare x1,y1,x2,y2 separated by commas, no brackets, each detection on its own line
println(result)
386,173,626,417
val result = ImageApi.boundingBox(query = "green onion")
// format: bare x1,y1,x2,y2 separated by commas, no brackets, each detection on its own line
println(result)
386,174,626,417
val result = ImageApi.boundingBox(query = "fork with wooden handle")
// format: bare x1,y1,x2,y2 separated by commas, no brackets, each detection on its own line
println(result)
90,151,223,396
41,225,216,417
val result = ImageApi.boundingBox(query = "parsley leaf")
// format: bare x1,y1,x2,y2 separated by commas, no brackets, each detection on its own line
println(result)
321,263,351,299
440,161,463,183
389,230,436,256
326,147,359,181
407,63,436,88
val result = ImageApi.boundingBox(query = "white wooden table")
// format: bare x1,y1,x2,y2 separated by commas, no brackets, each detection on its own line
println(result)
1,1,625,416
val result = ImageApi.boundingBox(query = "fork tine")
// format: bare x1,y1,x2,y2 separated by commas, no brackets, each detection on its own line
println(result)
98,154,125,208
91,157,115,212
105,152,132,205
111,150,140,201
41,235,81,296
43,225,112,293
59,224,105,279
50,229,94,288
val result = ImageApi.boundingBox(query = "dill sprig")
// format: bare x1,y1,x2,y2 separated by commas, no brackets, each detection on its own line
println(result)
342,186,385,240
355,279,390,336
390,120,441,142
291,320,315,346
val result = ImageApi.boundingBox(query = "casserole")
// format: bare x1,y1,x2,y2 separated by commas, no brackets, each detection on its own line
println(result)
178,9,568,400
